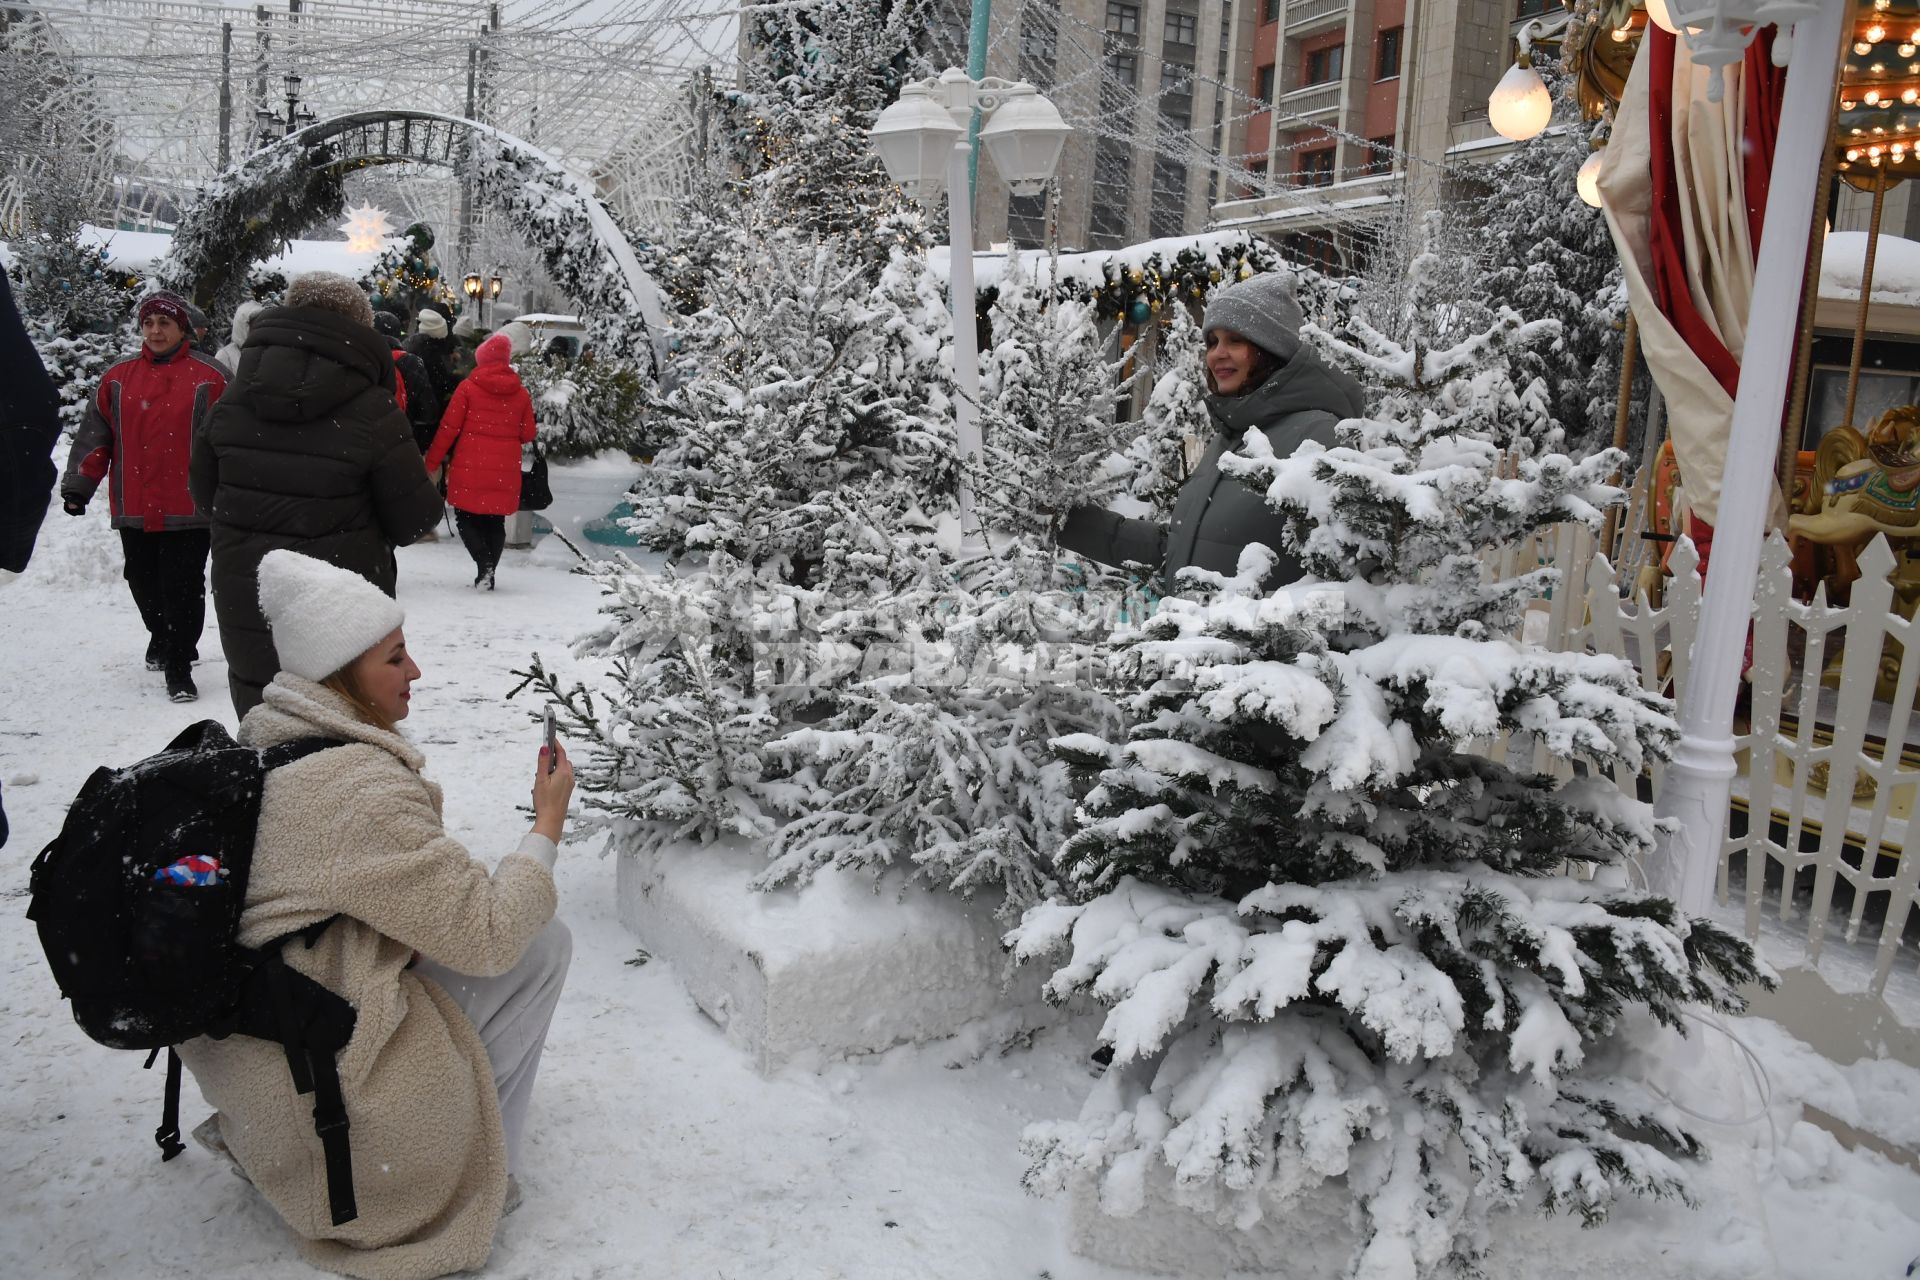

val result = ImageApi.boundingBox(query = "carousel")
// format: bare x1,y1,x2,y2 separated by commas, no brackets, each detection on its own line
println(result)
1505,0,1920,968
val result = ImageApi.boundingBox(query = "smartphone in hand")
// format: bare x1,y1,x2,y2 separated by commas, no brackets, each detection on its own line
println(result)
543,704,558,774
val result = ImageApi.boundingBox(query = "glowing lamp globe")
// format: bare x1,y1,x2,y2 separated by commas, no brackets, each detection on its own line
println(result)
1577,151,1606,207
1645,0,1680,34
1489,60,1553,141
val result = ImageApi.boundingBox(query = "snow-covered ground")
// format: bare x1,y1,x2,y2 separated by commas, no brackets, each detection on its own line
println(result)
3,487,1919,1279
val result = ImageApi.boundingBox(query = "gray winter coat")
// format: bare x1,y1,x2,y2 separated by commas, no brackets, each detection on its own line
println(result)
190,306,444,718
1059,347,1366,593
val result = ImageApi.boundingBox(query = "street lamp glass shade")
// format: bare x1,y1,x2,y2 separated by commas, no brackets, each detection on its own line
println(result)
1488,61,1553,141
489,275,503,299
869,92,963,198
462,272,482,298
978,92,1071,196
1644,0,1680,34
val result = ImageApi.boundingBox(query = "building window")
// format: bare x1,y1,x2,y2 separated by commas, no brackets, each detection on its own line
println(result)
1284,230,1341,274
1164,9,1197,46
1245,158,1269,198
1020,4,1059,89
1161,60,1192,93
1363,135,1394,175
1304,44,1344,86
1090,141,1133,247
1103,50,1139,111
1106,0,1139,36
1150,157,1189,238
1515,0,1556,14
1375,26,1402,79
1256,64,1276,102
1262,0,1279,22
1008,191,1049,248
1297,147,1335,186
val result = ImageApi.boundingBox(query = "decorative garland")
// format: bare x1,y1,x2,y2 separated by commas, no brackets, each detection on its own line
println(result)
1065,237,1283,327
157,140,347,321
468,128,659,373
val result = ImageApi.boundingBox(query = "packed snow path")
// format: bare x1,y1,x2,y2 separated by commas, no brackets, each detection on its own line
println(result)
3,501,1918,1279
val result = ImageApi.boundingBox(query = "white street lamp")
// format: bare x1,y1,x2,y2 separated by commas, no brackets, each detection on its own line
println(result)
1665,0,1767,100
870,68,1071,535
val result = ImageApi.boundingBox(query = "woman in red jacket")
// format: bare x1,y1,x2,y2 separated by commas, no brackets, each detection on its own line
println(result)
424,333,536,589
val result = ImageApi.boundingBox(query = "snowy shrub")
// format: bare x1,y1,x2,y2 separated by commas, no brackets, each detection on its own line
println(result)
29,324,125,437
1008,304,1768,1274
515,355,657,461
1124,300,1209,522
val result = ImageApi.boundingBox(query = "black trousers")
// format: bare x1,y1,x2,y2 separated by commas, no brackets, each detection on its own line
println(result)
455,510,506,577
120,527,209,674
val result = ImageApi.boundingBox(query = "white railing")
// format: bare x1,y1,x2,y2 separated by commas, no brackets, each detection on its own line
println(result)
1276,82,1342,120
1519,526,1920,999
1285,0,1349,31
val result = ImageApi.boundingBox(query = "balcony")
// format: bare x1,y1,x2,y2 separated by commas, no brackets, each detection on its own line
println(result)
1274,80,1341,124
1285,0,1348,35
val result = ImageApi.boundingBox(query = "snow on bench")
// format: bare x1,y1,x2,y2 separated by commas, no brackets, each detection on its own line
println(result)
615,836,1036,1073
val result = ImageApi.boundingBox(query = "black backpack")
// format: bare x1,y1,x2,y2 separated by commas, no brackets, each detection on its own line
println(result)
27,719,361,1226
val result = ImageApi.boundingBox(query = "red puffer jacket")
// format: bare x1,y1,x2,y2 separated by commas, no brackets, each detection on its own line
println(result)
423,335,536,516
61,342,227,530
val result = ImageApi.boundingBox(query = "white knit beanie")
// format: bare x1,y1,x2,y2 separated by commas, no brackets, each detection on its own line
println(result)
257,550,405,681
414,309,449,338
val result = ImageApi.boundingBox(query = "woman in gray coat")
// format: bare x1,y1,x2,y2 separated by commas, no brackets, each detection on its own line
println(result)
1059,271,1366,594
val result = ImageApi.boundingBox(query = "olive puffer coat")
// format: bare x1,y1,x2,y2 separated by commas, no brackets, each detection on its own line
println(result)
190,306,444,718
1059,347,1366,593
179,675,558,1280
422,335,535,517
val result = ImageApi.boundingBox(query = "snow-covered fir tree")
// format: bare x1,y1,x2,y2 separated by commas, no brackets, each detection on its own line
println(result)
1474,73,1635,458
1009,328,1765,1275
718,0,930,264
514,352,658,461
1125,299,1210,521
1306,212,1559,453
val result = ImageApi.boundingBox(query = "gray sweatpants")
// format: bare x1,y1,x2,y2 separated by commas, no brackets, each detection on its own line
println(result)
415,917,572,1173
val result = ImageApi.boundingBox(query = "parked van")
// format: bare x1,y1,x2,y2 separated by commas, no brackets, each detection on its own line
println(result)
513,312,589,360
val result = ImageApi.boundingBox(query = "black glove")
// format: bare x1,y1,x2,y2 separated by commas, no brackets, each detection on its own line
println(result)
63,501,85,517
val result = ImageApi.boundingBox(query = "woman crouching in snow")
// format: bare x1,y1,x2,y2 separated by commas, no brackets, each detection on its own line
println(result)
178,549,573,1280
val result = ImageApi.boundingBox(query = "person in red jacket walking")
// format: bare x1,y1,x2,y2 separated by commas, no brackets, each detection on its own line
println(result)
423,332,535,590
60,291,227,701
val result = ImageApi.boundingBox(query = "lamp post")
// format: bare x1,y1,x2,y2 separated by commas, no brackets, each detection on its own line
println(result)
488,273,504,328
1641,0,1844,915
253,70,317,144
869,68,1071,534
461,271,483,327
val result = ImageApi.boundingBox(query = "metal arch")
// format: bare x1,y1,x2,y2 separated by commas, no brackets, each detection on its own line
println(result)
176,109,671,365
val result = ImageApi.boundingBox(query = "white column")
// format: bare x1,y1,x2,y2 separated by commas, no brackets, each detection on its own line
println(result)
1649,8,1845,914
946,118,983,538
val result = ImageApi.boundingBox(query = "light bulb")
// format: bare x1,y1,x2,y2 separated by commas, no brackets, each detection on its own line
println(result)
1868,90,1883,104
1576,150,1605,208
1848,148,1863,160
1868,24,1888,43
1843,98,1859,110
1901,43,1916,56
1904,87,1918,104
1859,41,1876,55
1645,0,1678,35
1487,60,1553,141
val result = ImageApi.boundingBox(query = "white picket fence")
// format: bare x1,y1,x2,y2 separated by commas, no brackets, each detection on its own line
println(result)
1515,526,1920,999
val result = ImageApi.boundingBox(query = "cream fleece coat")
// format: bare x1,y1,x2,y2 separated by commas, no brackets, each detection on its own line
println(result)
177,675,557,1280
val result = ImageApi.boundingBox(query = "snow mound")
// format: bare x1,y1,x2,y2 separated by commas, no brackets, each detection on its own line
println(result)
615,836,1040,1073
1821,231,1920,307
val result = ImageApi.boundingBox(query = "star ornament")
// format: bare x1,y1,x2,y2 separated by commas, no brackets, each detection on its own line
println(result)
339,204,394,253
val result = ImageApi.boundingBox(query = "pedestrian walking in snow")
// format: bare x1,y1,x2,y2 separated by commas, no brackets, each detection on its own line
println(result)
213,299,265,374
192,271,443,719
178,549,574,1280
374,310,443,454
404,307,460,405
423,333,537,590
1,270,62,579
60,290,227,702
1058,271,1367,594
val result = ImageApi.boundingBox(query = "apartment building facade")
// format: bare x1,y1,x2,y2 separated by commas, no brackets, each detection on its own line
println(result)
957,0,1245,251
1212,0,1545,271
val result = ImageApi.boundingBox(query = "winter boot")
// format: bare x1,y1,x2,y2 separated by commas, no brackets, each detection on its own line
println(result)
482,567,497,591
165,667,198,703
192,1114,253,1186
144,640,164,672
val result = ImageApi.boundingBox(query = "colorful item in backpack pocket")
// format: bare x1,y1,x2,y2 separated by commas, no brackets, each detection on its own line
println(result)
154,855,224,886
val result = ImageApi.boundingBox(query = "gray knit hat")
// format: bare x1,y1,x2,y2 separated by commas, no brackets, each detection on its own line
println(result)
1201,271,1305,363
285,271,375,329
